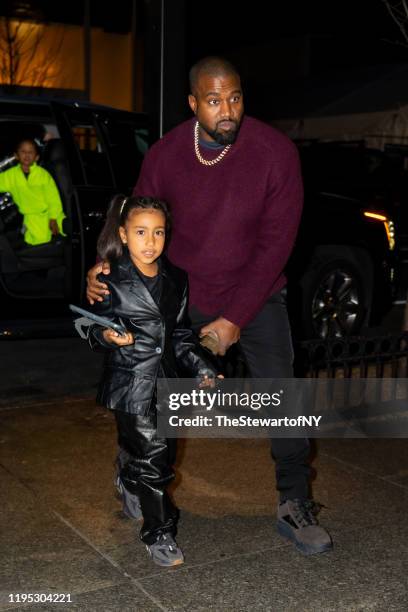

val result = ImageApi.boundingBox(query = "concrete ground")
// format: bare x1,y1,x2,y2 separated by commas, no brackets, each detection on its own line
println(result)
1,332,408,611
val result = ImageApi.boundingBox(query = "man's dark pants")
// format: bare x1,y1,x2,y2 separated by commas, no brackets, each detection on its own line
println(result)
189,289,311,501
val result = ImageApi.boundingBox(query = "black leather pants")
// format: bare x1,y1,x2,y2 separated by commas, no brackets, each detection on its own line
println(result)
114,410,178,544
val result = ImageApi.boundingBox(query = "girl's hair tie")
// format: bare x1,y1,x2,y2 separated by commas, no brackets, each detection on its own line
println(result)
119,197,127,217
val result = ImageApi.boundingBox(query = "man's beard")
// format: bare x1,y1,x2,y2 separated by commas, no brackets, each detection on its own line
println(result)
200,119,241,145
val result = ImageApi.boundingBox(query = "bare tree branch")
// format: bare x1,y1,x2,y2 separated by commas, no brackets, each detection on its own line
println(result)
382,1,408,46
0,16,65,87
381,36,408,47
18,27,44,84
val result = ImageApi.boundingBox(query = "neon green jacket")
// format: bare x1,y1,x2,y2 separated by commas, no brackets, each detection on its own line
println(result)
0,162,66,245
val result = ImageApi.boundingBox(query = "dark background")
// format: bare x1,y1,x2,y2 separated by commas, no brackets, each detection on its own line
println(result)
2,1,408,130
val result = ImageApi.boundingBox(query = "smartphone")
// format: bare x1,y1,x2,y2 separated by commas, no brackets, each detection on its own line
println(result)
69,304,127,336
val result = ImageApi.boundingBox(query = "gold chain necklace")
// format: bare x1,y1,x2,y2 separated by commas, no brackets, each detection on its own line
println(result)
194,121,231,166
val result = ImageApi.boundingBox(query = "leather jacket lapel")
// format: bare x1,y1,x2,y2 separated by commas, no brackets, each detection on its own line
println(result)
128,281,159,312
115,251,180,317
158,259,180,318
118,251,160,313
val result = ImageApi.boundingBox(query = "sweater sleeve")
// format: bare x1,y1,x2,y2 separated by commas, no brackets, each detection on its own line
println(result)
221,143,303,328
43,170,66,234
87,283,123,351
0,170,11,193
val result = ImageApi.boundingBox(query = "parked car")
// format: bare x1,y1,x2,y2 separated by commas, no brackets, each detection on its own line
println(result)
0,105,397,340
287,141,397,339
0,96,150,335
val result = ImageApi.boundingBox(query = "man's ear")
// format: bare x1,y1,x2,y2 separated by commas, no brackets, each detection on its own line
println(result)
188,94,197,115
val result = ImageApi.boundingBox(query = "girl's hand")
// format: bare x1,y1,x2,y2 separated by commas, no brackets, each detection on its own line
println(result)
49,219,59,235
103,329,134,346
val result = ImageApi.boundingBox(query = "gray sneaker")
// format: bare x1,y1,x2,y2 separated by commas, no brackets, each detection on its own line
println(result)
277,499,333,555
115,474,143,520
146,533,184,567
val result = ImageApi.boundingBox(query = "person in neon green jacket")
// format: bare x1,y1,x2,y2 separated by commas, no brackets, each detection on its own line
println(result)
0,139,66,246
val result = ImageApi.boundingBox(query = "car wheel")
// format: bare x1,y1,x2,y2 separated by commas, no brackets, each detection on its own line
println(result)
301,251,372,339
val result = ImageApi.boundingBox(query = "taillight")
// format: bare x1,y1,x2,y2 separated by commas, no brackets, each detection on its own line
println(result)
363,211,395,251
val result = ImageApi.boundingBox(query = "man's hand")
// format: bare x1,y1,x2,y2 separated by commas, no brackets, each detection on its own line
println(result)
200,317,240,356
49,219,59,236
199,373,224,388
86,261,111,304
103,329,134,346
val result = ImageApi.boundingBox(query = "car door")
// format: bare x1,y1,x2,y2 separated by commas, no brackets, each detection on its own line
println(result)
97,109,150,193
51,102,119,299
0,100,74,315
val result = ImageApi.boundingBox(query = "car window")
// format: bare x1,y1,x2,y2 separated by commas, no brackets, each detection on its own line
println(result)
100,117,149,190
0,120,56,159
69,119,114,187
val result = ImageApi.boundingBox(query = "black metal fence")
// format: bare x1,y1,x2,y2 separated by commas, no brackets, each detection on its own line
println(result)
295,332,408,379
211,331,408,381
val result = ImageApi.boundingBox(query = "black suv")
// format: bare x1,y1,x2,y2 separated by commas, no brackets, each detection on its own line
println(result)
0,107,397,340
0,96,149,331
287,141,397,339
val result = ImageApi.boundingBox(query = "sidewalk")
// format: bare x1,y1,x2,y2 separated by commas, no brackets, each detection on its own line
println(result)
1,339,407,611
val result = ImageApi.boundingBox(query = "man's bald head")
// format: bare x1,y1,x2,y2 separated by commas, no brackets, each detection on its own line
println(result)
189,56,240,96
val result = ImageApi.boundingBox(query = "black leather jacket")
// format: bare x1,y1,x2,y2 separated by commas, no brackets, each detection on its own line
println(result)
89,252,217,415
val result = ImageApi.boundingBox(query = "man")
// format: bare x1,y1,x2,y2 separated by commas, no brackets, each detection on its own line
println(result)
87,56,332,555
0,139,65,245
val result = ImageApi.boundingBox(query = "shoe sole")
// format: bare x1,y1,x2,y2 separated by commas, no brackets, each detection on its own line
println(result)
277,521,333,555
146,548,184,567
154,558,184,568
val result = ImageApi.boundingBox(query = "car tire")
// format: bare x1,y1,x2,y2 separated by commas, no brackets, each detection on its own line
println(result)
300,247,373,339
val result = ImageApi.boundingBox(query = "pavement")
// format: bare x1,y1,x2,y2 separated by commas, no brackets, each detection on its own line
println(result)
1,329,408,611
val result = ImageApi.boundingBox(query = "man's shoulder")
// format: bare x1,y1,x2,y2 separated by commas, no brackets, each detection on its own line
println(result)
241,116,298,158
148,119,194,155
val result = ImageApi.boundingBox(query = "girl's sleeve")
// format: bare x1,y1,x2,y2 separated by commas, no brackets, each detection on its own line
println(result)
44,170,66,235
87,283,120,351
172,281,219,379
0,170,11,193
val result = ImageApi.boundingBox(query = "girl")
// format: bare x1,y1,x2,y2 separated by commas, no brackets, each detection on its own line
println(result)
0,138,65,245
88,195,219,567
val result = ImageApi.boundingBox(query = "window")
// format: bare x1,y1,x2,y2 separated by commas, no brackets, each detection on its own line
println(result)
0,120,57,159
69,120,114,187
100,116,149,190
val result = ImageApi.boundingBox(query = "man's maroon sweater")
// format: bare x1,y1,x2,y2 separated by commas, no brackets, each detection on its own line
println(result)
134,115,303,328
